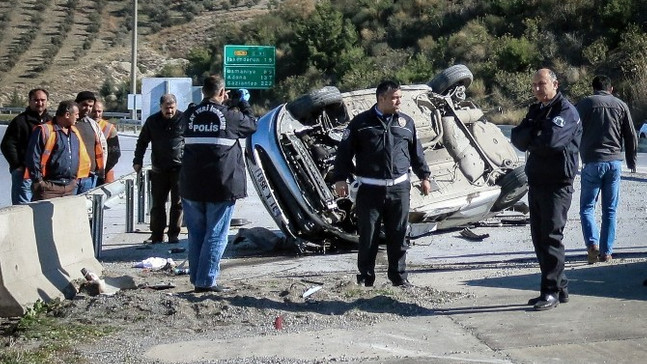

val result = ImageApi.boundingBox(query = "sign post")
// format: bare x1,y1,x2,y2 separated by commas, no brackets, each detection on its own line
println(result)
223,45,275,89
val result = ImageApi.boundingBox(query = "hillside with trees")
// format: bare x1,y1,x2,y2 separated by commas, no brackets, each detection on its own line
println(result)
187,0,647,124
0,0,266,109
1,0,646,124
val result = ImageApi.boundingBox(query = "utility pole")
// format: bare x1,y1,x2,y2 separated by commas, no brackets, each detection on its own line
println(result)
130,0,138,120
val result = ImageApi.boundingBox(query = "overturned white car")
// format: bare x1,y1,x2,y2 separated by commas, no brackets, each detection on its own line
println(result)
246,65,527,252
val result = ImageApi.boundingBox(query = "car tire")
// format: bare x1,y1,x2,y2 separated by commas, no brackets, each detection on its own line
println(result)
428,64,473,95
286,86,343,122
491,166,528,212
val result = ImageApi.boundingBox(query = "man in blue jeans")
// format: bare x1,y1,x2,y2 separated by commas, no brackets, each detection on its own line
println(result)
577,75,637,264
1,89,51,204
180,75,256,292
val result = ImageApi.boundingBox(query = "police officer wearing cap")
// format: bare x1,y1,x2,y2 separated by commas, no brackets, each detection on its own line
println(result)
511,68,582,311
333,80,432,288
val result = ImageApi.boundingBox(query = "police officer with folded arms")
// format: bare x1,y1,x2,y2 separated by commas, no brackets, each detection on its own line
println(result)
511,68,582,311
333,80,431,288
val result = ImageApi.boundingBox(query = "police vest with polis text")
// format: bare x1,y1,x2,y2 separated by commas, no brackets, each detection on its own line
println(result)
180,100,257,202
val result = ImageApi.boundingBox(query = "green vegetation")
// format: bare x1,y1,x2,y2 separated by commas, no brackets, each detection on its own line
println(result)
176,0,647,124
7,89,26,108
36,0,79,73
0,7,47,73
0,300,116,364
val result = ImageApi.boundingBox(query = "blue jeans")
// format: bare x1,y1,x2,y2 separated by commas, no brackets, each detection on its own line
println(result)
76,174,98,194
11,168,32,204
182,198,235,288
579,160,622,256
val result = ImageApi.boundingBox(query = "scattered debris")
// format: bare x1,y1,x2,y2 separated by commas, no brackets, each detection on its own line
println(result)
500,217,530,226
459,228,490,241
302,285,323,299
231,218,251,227
232,227,288,251
274,316,283,330
138,282,176,290
133,257,175,269
509,201,530,215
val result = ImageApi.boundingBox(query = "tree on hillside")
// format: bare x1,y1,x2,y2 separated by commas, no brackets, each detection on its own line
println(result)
291,0,360,84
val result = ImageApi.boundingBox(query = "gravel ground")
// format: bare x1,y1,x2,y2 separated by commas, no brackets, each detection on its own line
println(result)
4,257,470,364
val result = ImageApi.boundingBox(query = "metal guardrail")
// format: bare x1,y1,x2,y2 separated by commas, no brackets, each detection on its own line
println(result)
84,169,151,258
103,111,131,118
0,107,25,114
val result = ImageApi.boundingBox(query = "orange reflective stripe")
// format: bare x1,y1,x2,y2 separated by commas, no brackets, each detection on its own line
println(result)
98,118,117,139
23,123,56,179
73,125,92,178
94,130,104,174
104,169,115,183
25,122,92,179
40,123,57,177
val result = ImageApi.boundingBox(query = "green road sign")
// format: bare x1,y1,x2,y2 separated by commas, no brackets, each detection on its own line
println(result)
224,66,275,89
224,45,276,89
224,45,275,65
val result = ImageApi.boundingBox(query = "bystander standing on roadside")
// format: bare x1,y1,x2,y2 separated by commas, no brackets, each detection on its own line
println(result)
25,101,97,200
577,75,637,264
74,91,107,193
0,88,52,204
511,68,582,311
92,100,121,185
180,75,257,292
133,94,184,244
333,80,432,288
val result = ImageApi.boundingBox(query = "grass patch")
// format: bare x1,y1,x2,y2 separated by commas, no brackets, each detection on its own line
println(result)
0,300,117,364
0,114,15,123
488,108,527,126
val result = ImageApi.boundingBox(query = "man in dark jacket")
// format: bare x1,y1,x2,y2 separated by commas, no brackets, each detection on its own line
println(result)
1,88,52,204
577,75,637,264
333,80,431,288
133,94,184,244
180,75,257,292
511,68,582,311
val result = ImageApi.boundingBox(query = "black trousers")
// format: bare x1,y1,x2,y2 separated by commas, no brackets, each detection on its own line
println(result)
355,182,410,284
149,168,182,241
527,184,573,295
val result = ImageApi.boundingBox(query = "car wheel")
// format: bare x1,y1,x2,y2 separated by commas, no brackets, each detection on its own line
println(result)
286,86,343,122
640,133,646,139
428,64,473,95
491,166,528,212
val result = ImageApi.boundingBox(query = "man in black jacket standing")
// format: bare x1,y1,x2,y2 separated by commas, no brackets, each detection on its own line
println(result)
333,80,431,288
577,75,637,264
133,94,184,244
180,75,257,292
511,68,582,311
1,88,52,204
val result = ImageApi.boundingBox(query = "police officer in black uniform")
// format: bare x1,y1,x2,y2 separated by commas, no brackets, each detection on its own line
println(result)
180,75,257,292
511,68,582,310
333,80,431,288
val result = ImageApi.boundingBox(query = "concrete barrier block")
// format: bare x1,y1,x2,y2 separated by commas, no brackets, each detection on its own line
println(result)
0,196,103,317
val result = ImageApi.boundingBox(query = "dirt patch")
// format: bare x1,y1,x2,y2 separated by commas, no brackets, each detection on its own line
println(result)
0,259,466,363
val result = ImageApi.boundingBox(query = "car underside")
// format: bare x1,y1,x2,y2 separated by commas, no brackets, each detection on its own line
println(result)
246,65,528,252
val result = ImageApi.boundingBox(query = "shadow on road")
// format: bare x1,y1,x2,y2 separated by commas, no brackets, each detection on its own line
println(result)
461,259,647,302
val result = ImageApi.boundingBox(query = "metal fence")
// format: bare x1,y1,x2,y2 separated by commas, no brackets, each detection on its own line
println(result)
85,169,151,258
